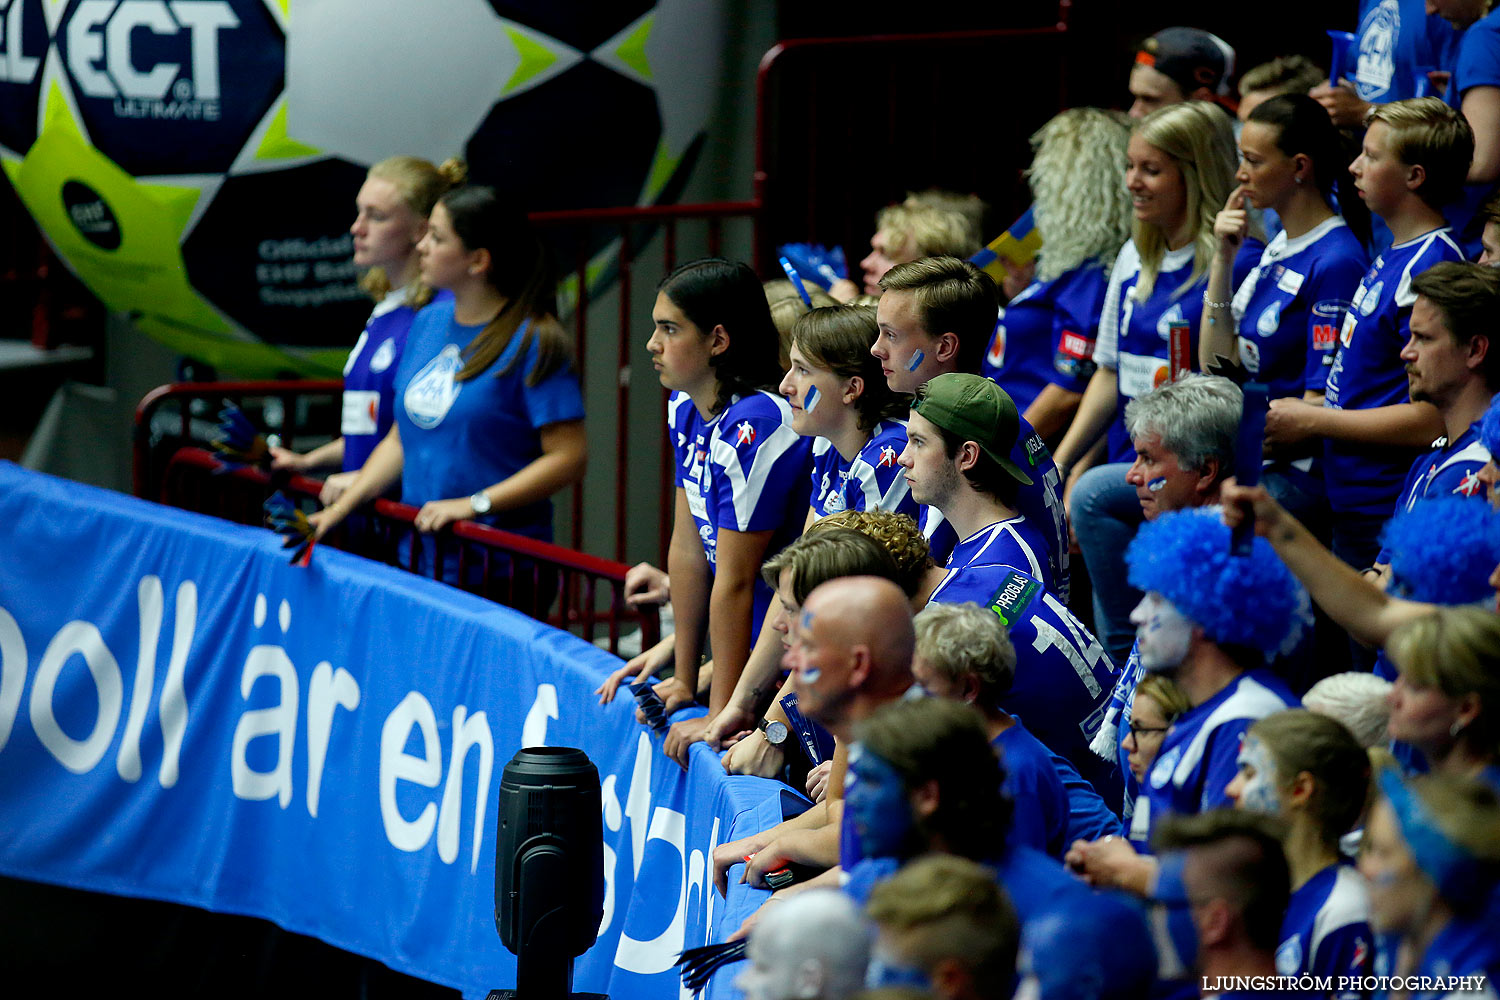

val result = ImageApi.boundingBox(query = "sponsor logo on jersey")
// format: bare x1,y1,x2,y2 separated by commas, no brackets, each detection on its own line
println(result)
1457,470,1483,496
986,570,1039,628
735,421,756,447
878,445,897,468
1312,323,1338,351
987,324,1007,368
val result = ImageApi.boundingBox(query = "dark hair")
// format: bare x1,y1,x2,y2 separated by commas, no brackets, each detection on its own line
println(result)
1248,93,1371,247
854,698,1013,861
878,256,999,375
1411,261,1500,390
438,186,573,386
930,422,1019,508
658,258,784,415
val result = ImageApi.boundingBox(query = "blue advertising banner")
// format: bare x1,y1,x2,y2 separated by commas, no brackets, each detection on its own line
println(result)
0,463,786,998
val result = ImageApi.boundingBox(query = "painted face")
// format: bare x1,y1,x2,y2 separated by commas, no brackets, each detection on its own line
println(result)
872,289,940,394
1128,63,1185,120
1126,432,1204,518
1401,296,1473,407
768,568,799,650
865,940,932,990
1130,592,1195,673
350,176,425,275
1126,133,1189,240
898,409,964,510
1386,671,1466,756
1236,121,1300,212
1350,122,1411,221
1225,733,1282,814
845,744,916,860
1479,221,1500,267
860,228,908,296
779,342,845,437
910,653,965,701
415,202,475,291
1357,800,1431,934
1123,692,1171,783
784,602,852,726
646,291,718,397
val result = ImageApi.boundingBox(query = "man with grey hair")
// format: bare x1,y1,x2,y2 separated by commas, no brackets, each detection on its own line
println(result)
1123,373,1242,520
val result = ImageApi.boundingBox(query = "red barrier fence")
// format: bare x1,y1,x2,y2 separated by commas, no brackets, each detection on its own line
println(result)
158,447,658,658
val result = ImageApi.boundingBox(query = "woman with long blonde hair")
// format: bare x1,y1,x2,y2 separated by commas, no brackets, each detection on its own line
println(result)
980,107,1133,441
1051,101,1262,666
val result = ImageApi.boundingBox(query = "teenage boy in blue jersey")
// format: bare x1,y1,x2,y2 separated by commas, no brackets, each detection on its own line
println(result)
1065,509,1301,895
872,256,1069,599
1264,98,1473,579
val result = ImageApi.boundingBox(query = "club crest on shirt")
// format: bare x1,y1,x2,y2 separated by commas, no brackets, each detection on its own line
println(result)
369,338,397,373
1155,303,1186,339
1359,281,1383,316
1257,302,1281,338
1149,745,1182,789
1275,935,1303,976
1457,470,1483,496
404,343,464,429
878,445,898,468
735,421,756,447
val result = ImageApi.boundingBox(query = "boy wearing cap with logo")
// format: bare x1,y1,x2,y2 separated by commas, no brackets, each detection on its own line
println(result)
903,372,1119,799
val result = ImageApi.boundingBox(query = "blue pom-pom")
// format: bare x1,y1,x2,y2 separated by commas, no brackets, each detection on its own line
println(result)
1125,508,1307,656
1480,394,1500,458
1382,496,1500,604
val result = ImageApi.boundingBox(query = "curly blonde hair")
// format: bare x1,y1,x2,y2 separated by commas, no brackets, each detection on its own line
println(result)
812,509,932,597
1028,108,1135,282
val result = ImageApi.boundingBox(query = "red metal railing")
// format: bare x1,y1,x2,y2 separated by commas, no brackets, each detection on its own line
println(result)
159,447,658,656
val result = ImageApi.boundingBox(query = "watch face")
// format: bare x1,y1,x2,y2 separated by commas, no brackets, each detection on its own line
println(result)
762,720,789,745
470,491,492,515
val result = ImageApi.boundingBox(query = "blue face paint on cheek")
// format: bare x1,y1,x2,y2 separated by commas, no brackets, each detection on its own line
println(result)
1148,477,1167,492
906,349,925,372
803,384,820,413
846,749,914,860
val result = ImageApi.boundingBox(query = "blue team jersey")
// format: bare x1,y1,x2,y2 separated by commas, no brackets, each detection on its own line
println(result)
929,516,1056,598
1323,229,1466,516
1095,239,1262,464
1409,914,1500,1000
1137,669,1299,849
1444,10,1500,257
995,722,1070,858
921,413,1070,602
928,567,1119,801
1277,863,1376,998
1346,0,1462,103
342,287,447,472
1230,218,1369,400
807,418,915,519
1376,423,1490,569
394,300,584,541
667,389,813,635
981,261,1108,413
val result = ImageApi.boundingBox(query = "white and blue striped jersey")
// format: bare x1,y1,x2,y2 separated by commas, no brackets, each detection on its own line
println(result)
1277,863,1375,999
808,418,916,520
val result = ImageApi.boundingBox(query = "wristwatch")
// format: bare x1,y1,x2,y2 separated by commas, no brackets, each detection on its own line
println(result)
469,491,492,515
757,718,789,746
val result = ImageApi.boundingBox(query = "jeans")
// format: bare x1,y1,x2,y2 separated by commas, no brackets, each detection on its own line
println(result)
1070,462,1145,668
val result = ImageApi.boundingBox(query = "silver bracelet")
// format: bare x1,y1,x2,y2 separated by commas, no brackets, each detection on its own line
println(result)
1202,292,1233,311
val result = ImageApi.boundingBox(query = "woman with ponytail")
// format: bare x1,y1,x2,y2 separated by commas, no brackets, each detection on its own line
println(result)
310,185,586,584
271,156,464,503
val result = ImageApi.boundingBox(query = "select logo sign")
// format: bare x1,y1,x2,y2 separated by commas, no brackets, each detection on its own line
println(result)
63,180,122,250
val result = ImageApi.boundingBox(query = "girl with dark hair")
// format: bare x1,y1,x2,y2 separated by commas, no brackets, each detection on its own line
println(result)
645,258,813,763
780,304,915,525
310,186,586,584
1227,709,1376,989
